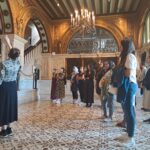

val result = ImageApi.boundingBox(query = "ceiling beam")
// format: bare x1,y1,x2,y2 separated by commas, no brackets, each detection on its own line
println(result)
91,0,96,13
83,0,88,9
129,0,137,11
50,0,64,17
66,0,74,14
114,0,119,13
36,0,55,19
122,0,128,12
57,0,70,17
99,0,103,14
107,0,111,13
75,0,81,12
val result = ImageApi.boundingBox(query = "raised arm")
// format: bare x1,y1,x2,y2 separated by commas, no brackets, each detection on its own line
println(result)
4,35,12,49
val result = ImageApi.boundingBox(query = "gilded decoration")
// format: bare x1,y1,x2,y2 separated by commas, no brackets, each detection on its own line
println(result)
17,0,33,8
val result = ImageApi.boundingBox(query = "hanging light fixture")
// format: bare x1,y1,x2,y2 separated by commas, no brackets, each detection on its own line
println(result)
70,9,96,36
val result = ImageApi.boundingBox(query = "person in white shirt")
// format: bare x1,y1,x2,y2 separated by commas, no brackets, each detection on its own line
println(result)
115,38,138,148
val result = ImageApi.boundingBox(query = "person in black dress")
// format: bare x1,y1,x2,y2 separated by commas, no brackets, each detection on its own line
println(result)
85,64,95,107
78,66,85,103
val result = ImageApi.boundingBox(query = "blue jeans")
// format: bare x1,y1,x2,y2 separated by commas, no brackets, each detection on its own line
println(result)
124,82,137,137
107,93,115,118
102,93,115,118
121,101,127,123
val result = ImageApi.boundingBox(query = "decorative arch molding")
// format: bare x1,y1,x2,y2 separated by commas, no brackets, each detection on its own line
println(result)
61,21,124,54
14,6,52,52
138,8,150,48
32,19,49,53
0,0,13,33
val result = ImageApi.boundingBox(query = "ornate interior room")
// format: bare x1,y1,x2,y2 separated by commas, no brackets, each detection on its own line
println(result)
0,0,150,149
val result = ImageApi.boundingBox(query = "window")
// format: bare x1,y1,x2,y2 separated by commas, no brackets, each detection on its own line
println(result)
67,28,118,54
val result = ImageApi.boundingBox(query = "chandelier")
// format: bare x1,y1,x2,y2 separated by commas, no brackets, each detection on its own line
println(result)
70,9,96,36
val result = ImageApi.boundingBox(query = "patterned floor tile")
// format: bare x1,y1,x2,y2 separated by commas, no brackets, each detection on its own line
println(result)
0,95,150,150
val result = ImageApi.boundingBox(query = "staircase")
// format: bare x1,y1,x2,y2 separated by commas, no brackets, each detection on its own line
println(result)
18,42,43,104
23,42,42,77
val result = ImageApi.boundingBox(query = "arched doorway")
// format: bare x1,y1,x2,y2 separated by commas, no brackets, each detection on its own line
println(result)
24,19,49,54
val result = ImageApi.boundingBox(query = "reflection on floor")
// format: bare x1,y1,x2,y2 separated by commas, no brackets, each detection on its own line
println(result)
0,95,150,150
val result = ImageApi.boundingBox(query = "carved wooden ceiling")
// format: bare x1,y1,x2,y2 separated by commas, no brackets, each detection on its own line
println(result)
36,0,141,20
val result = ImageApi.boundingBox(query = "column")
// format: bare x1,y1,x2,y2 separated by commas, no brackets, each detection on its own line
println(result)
0,34,27,67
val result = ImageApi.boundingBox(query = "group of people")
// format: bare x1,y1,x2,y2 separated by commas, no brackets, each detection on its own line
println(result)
0,36,150,149
50,68,66,104
66,38,150,148
70,65,94,107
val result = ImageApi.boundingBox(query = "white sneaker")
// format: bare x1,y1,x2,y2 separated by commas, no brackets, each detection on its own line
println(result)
114,134,128,142
104,118,112,122
121,137,136,148
56,99,61,104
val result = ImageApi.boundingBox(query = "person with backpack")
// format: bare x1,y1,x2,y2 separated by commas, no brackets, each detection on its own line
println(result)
99,61,116,121
114,38,138,148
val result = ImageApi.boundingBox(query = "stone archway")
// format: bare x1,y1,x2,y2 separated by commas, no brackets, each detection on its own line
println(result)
25,18,49,53
61,21,124,54
13,6,52,53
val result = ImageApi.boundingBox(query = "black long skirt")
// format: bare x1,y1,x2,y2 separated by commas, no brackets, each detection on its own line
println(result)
78,80,86,103
84,79,94,104
0,81,18,126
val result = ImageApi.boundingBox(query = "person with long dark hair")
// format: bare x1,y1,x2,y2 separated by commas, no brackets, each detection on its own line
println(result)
115,38,138,148
0,48,21,137
84,64,94,107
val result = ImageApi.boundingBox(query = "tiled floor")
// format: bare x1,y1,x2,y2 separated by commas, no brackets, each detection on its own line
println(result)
0,95,150,150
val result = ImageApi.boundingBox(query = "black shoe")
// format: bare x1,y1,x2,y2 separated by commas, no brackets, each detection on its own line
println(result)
143,118,150,122
7,127,12,135
0,130,8,137
88,103,92,107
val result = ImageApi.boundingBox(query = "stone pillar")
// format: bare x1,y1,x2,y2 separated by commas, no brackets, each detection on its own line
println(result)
0,34,27,67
